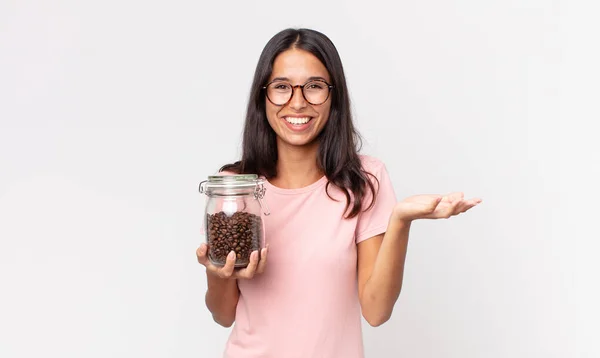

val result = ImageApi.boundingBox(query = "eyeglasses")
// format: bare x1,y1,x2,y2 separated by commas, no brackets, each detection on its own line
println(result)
262,79,334,106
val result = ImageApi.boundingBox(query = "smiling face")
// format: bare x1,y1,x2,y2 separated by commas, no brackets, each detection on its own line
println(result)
264,48,332,148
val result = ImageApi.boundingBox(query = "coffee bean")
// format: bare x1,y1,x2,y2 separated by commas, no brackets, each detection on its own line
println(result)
206,210,262,267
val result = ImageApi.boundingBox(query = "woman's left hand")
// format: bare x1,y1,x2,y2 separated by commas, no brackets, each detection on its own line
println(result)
392,192,482,223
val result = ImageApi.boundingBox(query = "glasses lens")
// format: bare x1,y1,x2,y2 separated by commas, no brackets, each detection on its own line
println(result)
267,82,292,105
303,80,329,105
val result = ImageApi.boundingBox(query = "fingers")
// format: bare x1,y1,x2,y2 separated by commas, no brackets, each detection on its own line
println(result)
434,193,479,218
453,197,482,215
256,246,269,274
197,244,227,278
196,243,210,266
235,251,260,279
435,195,458,218
428,196,443,213
197,245,236,279
218,251,237,278
452,202,468,216
447,192,464,202
197,244,269,280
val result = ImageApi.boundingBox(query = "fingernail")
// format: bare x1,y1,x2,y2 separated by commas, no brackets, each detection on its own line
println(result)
228,251,235,259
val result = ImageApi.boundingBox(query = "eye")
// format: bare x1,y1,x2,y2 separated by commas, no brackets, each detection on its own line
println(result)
270,82,291,91
305,81,326,90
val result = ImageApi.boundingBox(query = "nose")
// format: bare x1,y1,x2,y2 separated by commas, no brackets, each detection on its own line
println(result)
288,86,308,110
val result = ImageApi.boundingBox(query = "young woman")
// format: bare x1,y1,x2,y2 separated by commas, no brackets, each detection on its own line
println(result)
196,28,481,358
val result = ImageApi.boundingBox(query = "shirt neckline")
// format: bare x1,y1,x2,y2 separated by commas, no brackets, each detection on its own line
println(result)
262,175,329,195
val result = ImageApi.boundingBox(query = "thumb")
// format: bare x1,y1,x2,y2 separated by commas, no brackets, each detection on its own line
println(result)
196,243,210,266
428,196,443,212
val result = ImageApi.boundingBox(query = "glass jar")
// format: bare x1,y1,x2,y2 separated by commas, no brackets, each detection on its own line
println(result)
199,174,270,268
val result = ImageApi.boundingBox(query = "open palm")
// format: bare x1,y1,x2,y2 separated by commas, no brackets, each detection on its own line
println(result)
393,192,482,222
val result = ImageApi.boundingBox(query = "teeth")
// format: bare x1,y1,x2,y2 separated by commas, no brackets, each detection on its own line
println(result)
285,117,311,125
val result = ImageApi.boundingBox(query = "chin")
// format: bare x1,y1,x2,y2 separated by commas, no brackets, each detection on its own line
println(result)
279,135,319,148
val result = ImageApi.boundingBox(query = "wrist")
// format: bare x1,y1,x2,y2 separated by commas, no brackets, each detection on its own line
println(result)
390,212,412,227
207,270,237,283
387,214,412,234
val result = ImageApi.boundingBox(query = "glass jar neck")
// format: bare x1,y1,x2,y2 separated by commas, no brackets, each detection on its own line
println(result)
199,174,269,215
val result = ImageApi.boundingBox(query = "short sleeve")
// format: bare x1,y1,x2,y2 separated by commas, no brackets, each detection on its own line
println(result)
355,157,397,244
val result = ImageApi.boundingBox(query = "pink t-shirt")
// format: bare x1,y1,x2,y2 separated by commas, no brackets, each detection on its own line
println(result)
222,155,397,358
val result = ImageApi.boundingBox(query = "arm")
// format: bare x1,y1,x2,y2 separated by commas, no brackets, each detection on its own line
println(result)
205,272,239,327
357,219,410,327
197,244,269,327
357,192,481,327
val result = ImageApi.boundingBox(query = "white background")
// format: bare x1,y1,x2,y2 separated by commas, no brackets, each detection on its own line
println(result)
1,0,597,357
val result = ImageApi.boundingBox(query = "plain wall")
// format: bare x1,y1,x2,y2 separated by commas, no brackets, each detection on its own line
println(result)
1,0,596,357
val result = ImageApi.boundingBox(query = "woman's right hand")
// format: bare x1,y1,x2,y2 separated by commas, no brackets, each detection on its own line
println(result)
196,243,269,280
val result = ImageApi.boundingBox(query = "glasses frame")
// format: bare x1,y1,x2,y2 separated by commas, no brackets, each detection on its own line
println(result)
262,79,335,106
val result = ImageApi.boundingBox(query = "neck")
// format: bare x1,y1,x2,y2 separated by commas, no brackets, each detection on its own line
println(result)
271,140,323,189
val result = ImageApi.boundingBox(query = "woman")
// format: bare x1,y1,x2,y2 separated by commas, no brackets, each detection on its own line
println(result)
196,28,481,358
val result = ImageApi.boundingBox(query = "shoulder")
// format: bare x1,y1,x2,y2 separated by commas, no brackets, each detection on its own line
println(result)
358,154,388,175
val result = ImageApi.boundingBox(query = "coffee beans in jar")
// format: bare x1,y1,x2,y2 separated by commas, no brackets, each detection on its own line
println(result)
206,210,263,266
199,174,269,268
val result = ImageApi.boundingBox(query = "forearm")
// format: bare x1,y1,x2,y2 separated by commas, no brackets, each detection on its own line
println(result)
205,272,240,327
360,219,411,326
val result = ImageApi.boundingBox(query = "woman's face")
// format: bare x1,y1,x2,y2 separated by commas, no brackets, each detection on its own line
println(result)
264,48,332,148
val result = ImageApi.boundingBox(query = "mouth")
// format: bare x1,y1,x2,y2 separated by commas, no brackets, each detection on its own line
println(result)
283,116,313,126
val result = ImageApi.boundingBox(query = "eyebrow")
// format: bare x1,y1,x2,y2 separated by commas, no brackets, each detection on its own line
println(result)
271,76,330,83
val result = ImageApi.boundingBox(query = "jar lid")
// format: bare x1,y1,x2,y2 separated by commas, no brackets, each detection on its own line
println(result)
199,174,265,194
207,174,259,183
198,174,270,215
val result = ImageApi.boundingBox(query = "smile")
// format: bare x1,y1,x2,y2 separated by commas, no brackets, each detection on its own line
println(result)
284,116,312,125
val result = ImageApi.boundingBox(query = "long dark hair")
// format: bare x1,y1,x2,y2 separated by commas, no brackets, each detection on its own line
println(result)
220,28,377,219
